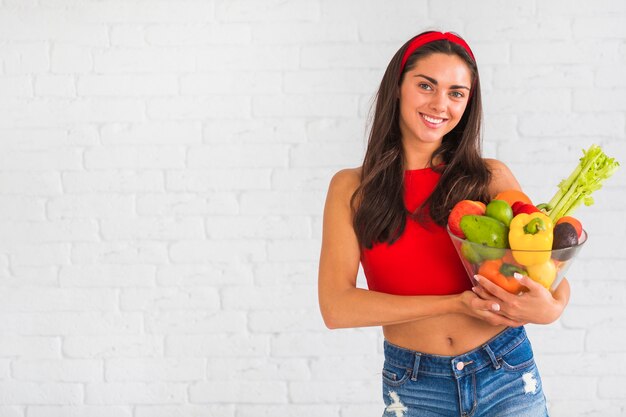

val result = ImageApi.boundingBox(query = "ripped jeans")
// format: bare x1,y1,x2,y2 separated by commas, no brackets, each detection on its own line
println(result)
381,326,549,417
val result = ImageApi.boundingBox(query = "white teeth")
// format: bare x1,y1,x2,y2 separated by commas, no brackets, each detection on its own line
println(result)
422,114,444,124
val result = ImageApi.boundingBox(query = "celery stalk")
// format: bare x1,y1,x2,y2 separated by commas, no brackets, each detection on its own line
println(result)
545,144,620,223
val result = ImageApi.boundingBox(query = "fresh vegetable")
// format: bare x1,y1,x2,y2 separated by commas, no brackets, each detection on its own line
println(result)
556,216,583,239
461,241,482,264
545,144,620,223
511,201,540,216
460,215,509,249
509,212,554,266
494,189,532,206
448,200,487,239
485,199,514,227
478,259,527,294
526,260,557,290
552,223,579,250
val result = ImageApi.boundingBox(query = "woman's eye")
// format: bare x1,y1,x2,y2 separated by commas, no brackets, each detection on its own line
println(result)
418,83,432,91
450,91,464,98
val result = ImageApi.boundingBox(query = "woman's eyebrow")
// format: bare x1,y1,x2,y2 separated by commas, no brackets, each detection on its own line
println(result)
414,74,470,91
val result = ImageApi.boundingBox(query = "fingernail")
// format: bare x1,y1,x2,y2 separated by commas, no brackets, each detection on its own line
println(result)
492,303,500,312
471,287,477,293
473,275,480,282
513,273,523,280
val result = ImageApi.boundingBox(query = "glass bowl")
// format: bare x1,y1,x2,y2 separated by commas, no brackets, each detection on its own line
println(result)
447,226,587,293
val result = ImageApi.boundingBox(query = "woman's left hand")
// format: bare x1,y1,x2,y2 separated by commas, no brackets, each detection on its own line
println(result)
472,273,568,325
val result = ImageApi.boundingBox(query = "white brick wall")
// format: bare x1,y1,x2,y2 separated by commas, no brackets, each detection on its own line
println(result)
0,1,625,416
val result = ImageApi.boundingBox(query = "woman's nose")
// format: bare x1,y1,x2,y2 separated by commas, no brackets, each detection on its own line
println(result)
429,91,447,113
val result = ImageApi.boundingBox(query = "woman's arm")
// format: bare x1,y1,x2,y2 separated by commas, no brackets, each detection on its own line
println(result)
318,168,522,329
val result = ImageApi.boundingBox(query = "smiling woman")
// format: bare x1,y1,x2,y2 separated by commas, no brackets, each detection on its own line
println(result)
317,31,565,417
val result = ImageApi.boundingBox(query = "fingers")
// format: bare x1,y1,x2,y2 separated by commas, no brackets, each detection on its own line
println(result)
514,273,547,294
474,274,514,301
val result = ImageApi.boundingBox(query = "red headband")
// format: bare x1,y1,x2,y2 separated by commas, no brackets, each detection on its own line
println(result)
400,31,476,75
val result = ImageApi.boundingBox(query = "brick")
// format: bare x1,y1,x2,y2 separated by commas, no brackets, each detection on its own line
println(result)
587,326,626,352
484,89,571,114
137,192,238,216
205,215,310,239
0,382,82,405
110,25,145,47
290,141,364,167
512,40,619,65
253,20,356,44
187,144,289,169
574,89,626,111
561,305,626,329
254,261,319,285
63,171,164,193
120,287,220,311
156,264,253,287
300,43,396,70
493,66,594,88
94,48,195,73
538,0,626,14
0,336,60,358
59,265,155,287
542,375,597,400
310,355,382,380
0,42,49,74
206,357,309,381
0,127,96,151
165,334,269,357
0,76,32,97
105,358,205,382
181,71,280,95
196,45,299,71
0,266,58,287
28,406,132,417
272,168,336,191
573,16,626,39
284,69,380,94
306,117,367,143
249,310,325,333
290,380,378,403
65,1,215,23
0,172,62,195
84,145,186,169
240,190,325,215
519,114,623,138
13,359,102,382
548,401,626,417
63,335,164,358
9,243,70,266
85,382,186,405
216,0,319,22
146,23,251,46
267,239,321,262
0,220,98,243
525,327,586,354
71,242,168,265
271,331,379,357
222,284,316,310
0,312,142,336
144,311,246,334
203,118,306,143
147,96,251,120
0,148,82,171
599,376,626,399
340,404,384,417
47,194,134,219
35,75,76,97
498,138,596,163
101,122,202,145
0,406,22,417
135,405,235,417
466,17,571,41
0,196,46,221
167,169,271,191
0,288,117,312
78,75,178,96
188,381,288,404
237,405,338,417
536,352,626,376
51,44,93,73
99,217,204,241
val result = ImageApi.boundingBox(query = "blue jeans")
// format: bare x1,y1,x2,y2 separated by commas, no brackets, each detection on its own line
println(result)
381,326,548,417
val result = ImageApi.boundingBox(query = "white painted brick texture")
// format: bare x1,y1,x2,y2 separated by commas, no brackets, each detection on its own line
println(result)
0,1,625,416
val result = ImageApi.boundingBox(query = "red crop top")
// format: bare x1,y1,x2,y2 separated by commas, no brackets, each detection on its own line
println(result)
360,167,471,296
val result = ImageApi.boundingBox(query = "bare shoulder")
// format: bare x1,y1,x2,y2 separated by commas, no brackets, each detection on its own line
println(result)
327,167,362,201
484,158,522,197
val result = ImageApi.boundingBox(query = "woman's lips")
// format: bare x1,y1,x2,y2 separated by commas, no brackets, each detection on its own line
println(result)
420,113,447,128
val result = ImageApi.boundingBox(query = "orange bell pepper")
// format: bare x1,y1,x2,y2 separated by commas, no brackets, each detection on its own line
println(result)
478,259,528,294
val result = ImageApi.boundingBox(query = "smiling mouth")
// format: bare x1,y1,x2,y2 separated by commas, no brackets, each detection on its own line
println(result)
421,113,447,124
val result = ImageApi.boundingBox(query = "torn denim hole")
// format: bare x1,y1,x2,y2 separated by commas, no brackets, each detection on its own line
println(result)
522,371,538,394
385,391,408,417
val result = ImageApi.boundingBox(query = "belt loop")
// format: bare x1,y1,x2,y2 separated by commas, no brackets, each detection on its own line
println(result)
411,353,421,381
483,344,500,370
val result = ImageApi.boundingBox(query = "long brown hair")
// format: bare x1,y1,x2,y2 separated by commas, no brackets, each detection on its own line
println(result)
352,32,491,249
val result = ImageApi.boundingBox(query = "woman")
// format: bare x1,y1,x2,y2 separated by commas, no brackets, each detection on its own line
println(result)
318,31,568,416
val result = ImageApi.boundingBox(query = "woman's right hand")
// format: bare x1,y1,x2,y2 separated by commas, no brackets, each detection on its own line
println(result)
458,290,526,328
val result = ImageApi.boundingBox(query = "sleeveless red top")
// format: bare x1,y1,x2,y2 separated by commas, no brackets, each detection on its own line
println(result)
360,167,471,296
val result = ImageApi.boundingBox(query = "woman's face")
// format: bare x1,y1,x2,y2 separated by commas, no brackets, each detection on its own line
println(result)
398,52,472,148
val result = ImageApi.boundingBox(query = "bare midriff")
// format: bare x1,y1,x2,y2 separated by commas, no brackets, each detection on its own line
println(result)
383,314,507,356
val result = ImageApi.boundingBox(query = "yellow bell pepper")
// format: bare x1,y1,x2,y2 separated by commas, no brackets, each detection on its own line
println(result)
509,212,554,266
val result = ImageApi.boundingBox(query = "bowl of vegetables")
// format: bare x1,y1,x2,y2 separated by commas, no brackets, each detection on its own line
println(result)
446,144,619,293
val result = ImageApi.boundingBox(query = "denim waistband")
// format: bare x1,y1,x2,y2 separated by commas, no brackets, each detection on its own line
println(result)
383,326,528,379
